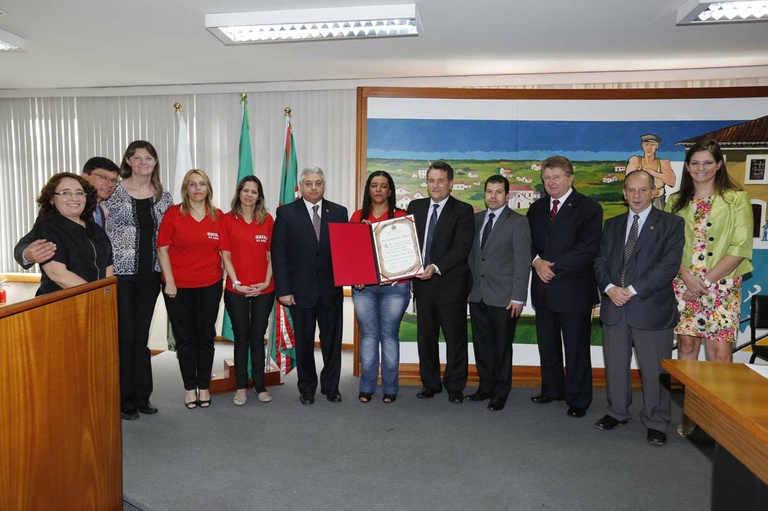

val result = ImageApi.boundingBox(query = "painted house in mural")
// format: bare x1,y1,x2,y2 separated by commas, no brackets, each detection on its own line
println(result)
677,114,768,238
507,184,541,210
603,173,619,183
498,166,514,178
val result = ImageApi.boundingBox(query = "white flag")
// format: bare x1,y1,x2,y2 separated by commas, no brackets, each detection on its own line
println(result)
173,110,193,204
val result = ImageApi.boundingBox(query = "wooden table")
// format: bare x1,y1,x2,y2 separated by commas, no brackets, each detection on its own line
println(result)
662,359,768,510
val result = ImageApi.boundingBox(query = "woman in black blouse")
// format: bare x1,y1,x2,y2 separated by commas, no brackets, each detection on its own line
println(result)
34,173,113,295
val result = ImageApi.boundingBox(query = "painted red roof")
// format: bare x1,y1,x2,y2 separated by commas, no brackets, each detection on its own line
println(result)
677,114,768,147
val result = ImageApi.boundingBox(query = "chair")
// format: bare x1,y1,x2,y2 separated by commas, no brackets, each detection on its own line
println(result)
749,295,768,364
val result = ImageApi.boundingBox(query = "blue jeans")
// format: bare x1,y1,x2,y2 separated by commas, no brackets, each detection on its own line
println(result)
352,283,411,395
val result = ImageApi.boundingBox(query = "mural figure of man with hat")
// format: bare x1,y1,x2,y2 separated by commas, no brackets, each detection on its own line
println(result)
626,133,676,209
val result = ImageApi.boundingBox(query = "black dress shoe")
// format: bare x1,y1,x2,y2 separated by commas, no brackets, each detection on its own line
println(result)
121,409,139,421
324,390,342,403
530,394,563,404
567,406,587,418
137,403,158,415
417,387,441,399
299,393,315,405
467,390,493,402
595,414,629,430
448,391,464,404
647,428,667,446
487,397,506,411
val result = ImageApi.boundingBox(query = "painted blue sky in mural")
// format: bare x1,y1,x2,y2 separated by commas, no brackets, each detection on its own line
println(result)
367,119,745,161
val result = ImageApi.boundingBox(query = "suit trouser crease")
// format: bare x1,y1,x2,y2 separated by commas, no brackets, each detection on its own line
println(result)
291,303,343,395
415,289,468,392
117,272,161,412
224,289,275,390
470,300,518,401
163,281,222,391
535,307,593,409
603,319,673,431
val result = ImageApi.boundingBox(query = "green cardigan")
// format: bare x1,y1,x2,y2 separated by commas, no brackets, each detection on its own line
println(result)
665,189,753,279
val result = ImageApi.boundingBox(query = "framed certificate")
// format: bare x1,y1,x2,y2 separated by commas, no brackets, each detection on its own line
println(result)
372,215,423,284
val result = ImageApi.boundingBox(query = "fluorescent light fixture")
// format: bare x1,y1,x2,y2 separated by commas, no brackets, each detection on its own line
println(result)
677,0,768,24
206,4,419,44
0,28,24,51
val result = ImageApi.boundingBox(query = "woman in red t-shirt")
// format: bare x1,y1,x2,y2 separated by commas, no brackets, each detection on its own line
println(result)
352,171,411,404
221,176,275,407
157,169,223,409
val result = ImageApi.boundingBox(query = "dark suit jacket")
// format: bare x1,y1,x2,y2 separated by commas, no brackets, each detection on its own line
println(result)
593,207,684,330
407,196,474,303
272,198,348,309
14,204,109,270
526,189,603,312
469,206,531,307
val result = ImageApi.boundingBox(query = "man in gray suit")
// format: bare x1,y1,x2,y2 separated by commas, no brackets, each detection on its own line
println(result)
593,170,684,446
467,175,532,411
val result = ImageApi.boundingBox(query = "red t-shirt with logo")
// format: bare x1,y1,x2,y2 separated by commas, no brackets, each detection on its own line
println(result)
157,205,224,288
220,212,275,295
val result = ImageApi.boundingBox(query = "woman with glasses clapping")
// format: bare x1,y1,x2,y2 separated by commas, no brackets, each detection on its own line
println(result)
33,172,113,295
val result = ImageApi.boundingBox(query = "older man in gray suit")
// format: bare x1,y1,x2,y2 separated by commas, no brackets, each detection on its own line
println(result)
593,169,684,446
467,175,532,411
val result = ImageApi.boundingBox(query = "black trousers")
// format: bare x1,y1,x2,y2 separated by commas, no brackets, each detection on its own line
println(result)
414,288,468,393
469,300,519,402
223,289,275,390
163,281,222,391
290,303,343,395
117,272,162,412
534,307,593,409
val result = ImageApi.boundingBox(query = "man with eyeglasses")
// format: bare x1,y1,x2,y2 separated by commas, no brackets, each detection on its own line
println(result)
14,157,120,269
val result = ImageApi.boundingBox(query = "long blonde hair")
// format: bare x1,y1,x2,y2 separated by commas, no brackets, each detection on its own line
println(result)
180,169,218,221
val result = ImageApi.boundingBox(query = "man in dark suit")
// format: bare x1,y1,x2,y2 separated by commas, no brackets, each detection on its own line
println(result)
593,170,684,446
14,157,120,268
407,161,474,404
527,155,602,418
272,166,348,405
467,175,531,411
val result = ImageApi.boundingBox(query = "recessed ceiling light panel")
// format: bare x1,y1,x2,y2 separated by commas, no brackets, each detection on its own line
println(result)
206,4,419,44
0,28,25,52
677,0,768,25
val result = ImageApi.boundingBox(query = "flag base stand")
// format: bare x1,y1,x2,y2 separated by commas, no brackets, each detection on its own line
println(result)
210,358,283,395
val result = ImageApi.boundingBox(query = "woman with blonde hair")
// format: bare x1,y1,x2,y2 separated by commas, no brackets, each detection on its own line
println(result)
158,169,224,409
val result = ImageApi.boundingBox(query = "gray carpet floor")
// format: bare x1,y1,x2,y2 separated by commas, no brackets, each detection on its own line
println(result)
122,345,714,511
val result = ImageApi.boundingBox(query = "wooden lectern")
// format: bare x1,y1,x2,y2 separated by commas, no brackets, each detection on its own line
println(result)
0,278,122,511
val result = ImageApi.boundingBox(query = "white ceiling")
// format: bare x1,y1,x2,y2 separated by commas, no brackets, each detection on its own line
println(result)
1,0,767,91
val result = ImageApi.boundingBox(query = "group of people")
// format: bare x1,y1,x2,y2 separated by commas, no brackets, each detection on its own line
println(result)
14,138,753,449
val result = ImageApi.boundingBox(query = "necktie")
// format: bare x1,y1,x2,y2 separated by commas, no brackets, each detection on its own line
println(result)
620,214,640,287
312,205,321,241
424,203,439,266
480,212,495,249
93,206,103,227
550,199,560,221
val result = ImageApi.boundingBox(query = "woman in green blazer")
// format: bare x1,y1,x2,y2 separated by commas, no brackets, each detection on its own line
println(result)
666,139,753,437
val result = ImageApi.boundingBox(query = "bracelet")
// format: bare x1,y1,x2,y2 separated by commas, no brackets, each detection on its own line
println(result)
232,280,241,290
703,278,712,287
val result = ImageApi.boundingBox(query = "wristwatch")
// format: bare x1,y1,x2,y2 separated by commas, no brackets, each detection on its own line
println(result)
232,280,241,290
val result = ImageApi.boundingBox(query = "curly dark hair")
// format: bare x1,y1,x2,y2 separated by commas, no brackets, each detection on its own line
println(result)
37,172,98,219
359,170,402,221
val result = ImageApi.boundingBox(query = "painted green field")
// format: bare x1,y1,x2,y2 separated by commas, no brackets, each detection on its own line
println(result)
398,313,604,346
367,158,629,221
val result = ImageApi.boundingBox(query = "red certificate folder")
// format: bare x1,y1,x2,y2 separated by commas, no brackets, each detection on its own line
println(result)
329,223,379,286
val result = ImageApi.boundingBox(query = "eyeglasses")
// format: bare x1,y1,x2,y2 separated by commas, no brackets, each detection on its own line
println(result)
54,190,87,198
92,173,119,185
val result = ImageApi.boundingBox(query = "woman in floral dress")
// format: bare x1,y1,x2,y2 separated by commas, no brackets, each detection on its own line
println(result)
666,140,753,437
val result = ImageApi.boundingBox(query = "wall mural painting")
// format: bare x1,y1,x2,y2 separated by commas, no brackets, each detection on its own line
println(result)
356,87,768,366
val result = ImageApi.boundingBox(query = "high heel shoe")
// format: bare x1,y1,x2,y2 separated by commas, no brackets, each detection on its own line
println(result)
676,423,697,438
383,394,397,404
359,392,373,403
198,390,211,408
185,390,198,409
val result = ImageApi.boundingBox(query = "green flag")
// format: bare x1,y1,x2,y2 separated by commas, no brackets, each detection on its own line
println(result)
269,116,298,374
221,96,254,342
